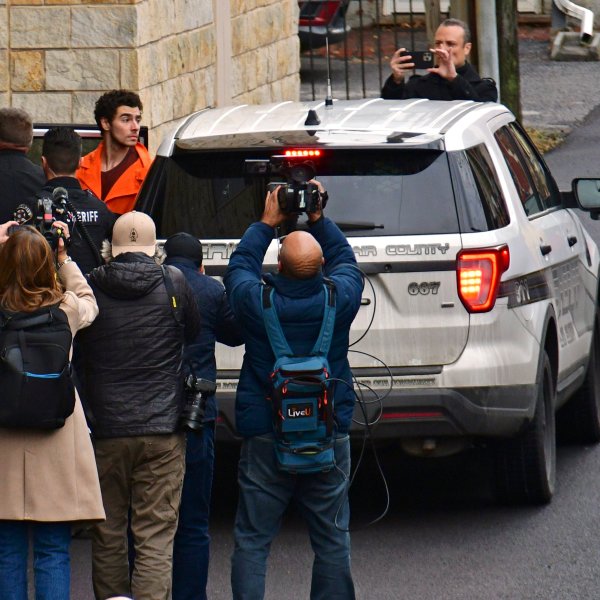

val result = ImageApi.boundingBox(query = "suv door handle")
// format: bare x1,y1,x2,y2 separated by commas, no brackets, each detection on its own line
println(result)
540,244,552,256
567,235,578,247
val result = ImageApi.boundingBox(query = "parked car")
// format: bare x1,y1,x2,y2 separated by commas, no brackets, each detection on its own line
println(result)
298,0,351,51
135,98,600,506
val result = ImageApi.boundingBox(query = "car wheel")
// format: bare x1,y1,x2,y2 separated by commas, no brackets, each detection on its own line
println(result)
557,311,600,444
494,350,556,505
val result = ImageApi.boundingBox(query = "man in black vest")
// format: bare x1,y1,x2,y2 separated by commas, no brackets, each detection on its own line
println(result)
381,18,498,102
40,127,116,275
0,107,45,224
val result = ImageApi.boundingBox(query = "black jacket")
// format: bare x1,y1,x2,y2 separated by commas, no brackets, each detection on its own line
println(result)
0,150,45,224
381,62,498,102
41,177,117,275
164,257,243,421
79,254,201,438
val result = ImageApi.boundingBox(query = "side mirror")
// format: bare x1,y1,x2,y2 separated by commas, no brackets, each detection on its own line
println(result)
572,178,600,219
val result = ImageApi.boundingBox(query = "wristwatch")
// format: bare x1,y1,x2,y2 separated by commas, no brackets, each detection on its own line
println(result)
57,256,73,270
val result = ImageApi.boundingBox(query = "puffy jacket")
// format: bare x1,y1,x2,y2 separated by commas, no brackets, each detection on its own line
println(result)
40,176,117,274
224,217,363,437
163,257,243,421
381,62,498,102
76,141,152,215
79,254,200,438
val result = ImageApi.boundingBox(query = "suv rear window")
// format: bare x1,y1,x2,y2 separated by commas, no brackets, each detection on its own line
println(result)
145,149,460,239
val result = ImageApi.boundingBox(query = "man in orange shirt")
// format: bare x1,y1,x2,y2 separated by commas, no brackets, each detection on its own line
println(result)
77,90,152,215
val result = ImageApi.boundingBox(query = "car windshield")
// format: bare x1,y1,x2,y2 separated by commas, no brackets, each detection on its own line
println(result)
153,148,459,239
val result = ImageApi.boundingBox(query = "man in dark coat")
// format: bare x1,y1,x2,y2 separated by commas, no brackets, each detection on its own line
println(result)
163,232,243,600
0,107,45,223
79,211,200,600
40,126,116,275
224,185,363,600
381,18,498,102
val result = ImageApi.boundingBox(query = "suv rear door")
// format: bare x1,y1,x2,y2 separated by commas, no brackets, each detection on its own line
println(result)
138,146,470,369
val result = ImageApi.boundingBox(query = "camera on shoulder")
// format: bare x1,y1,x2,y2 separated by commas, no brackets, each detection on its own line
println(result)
12,187,71,251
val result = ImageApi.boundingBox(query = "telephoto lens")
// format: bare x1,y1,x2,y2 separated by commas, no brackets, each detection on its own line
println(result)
180,374,217,432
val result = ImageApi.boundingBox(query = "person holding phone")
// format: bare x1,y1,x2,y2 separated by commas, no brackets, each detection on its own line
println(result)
381,18,498,102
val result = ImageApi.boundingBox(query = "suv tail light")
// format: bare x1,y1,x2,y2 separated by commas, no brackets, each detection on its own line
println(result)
299,1,341,26
457,245,510,313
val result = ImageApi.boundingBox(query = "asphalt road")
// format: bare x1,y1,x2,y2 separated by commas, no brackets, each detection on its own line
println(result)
68,38,600,600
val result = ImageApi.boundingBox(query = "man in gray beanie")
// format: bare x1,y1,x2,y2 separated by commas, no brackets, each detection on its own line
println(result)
164,232,242,600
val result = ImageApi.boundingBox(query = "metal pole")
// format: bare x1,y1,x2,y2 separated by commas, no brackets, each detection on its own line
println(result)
476,0,500,87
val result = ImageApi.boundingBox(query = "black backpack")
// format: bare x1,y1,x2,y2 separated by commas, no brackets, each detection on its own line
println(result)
0,304,75,429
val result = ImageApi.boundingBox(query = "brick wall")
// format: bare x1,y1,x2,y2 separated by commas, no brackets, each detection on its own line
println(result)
0,0,300,154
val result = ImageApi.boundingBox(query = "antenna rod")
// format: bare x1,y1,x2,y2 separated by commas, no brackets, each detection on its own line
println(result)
325,36,333,108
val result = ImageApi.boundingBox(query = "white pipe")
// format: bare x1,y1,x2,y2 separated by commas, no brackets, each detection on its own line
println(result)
476,0,500,96
553,0,594,42
214,0,232,106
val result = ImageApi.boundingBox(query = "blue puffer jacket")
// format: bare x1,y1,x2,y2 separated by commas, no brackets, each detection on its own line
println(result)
224,216,363,437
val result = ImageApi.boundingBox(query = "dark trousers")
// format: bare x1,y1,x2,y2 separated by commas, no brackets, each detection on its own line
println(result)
172,424,215,600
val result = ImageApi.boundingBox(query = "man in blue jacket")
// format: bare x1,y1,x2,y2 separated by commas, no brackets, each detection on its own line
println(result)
224,184,363,600
163,232,243,600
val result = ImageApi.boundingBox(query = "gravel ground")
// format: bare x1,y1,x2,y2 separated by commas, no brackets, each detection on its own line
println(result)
518,37,600,131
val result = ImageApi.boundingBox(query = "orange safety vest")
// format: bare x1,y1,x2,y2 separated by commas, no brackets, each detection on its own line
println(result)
76,141,153,215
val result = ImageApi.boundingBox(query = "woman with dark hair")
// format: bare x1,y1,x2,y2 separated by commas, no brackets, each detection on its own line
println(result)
0,221,105,599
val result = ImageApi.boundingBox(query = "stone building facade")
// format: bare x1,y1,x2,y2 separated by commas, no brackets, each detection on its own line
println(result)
0,0,300,153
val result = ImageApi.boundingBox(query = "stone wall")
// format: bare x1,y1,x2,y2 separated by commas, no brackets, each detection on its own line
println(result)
0,0,300,154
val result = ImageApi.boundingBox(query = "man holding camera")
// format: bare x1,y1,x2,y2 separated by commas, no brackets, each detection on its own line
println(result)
163,232,243,600
381,18,498,102
224,184,363,600
78,211,200,600
0,107,45,224
40,127,116,275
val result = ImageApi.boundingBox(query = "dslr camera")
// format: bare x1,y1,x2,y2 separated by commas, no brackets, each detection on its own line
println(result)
180,373,217,433
268,159,321,214
13,187,70,251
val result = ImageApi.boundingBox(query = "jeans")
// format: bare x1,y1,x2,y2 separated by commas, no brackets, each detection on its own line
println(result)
231,434,355,600
0,521,71,600
172,424,215,600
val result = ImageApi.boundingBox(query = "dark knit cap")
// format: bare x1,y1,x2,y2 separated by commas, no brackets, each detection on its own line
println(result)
164,232,203,266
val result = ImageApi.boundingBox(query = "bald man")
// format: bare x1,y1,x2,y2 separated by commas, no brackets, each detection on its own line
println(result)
224,184,363,600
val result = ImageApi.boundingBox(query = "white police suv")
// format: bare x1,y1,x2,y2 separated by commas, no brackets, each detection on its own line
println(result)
136,99,600,505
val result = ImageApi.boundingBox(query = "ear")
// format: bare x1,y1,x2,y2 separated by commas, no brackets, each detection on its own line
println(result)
41,156,50,176
278,259,283,272
463,42,472,57
100,117,111,132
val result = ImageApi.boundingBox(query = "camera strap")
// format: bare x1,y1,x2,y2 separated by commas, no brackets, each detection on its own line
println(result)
160,265,183,326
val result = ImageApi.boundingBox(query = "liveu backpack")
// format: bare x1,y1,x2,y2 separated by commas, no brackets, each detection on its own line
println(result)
0,304,75,429
262,281,337,474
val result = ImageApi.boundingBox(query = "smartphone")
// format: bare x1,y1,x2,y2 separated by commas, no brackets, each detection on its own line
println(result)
401,50,435,70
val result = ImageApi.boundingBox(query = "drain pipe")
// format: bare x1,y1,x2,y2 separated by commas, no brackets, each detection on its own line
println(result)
553,0,594,42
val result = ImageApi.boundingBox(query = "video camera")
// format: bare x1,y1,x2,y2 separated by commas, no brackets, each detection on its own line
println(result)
179,373,217,433
13,187,71,251
245,155,327,214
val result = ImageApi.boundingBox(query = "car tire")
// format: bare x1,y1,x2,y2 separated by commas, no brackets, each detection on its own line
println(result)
494,350,556,505
557,311,600,444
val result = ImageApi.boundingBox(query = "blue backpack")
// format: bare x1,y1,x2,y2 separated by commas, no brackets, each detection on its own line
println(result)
261,281,336,474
